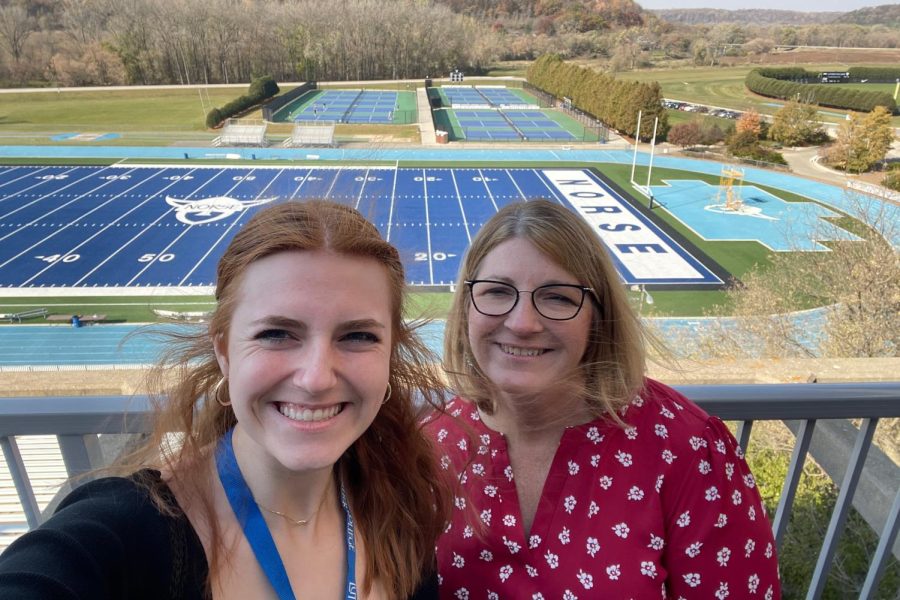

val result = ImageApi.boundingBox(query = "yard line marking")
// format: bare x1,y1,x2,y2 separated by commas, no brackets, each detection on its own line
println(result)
0,165,54,194
422,169,434,285
531,169,568,205
354,168,369,211
288,168,313,199
177,168,285,286
476,168,499,212
71,167,211,286
324,166,342,199
0,165,101,226
506,169,529,201
386,166,398,242
128,167,256,286
20,167,166,286
450,169,472,245
0,167,131,268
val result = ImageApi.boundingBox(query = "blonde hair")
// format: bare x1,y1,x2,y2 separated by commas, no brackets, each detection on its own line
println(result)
443,199,647,421
129,200,450,598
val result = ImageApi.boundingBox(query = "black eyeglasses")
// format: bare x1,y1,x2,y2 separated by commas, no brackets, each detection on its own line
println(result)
465,279,594,321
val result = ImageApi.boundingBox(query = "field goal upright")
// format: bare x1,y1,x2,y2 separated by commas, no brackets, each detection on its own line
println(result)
718,166,744,211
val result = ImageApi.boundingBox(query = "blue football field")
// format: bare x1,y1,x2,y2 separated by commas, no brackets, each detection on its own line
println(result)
0,165,723,290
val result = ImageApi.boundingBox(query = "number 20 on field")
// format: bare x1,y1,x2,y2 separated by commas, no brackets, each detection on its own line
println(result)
414,252,456,261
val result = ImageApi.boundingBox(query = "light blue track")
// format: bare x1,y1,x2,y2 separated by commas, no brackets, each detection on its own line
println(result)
0,309,827,367
0,321,445,367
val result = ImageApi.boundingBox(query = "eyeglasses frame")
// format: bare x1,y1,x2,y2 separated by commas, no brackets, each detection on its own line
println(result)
464,279,596,321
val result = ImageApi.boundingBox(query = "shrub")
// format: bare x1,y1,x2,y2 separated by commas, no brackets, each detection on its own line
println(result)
667,121,703,148
882,164,900,192
205,75,280,129
205,108,224,129
745,68,897,114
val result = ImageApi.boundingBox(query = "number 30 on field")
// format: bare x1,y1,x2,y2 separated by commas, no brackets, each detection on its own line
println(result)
414,252,456,261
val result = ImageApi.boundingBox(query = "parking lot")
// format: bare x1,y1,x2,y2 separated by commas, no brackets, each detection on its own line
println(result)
663,99,742,119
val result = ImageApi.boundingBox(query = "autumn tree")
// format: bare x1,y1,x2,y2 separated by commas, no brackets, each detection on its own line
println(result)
768,99,825,147
824,107,897,174
696,192,899,359
666,121,702,148
735,109,763,139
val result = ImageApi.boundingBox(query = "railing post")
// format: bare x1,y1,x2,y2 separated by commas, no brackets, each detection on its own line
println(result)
773,419,817,549
57,434,103,478
0,436,41,528
859,486,900,599
735,419,754,455
807,418,878,600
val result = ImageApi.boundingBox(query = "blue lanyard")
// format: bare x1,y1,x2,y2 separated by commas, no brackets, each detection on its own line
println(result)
215,428,358,600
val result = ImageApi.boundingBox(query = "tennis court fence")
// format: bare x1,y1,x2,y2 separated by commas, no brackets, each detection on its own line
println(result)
523,82,610,143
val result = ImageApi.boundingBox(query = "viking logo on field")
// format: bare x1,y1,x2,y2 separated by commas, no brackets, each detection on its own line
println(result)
165,196,276,225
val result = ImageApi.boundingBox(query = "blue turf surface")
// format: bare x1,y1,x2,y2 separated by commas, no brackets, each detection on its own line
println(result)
0,165,719,289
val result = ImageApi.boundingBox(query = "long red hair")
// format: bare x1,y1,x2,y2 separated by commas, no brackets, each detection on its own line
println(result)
130,200,450,597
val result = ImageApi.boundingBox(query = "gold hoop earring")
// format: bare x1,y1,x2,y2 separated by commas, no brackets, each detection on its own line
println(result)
213,377,230,407
382,382,392,405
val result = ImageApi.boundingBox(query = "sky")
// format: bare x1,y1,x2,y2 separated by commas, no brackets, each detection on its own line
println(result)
638,0,886,10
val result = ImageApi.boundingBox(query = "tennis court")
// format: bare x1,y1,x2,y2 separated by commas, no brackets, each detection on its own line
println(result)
276,90,411,124
440,86,490,107
448,108,577,142
438,85,535,109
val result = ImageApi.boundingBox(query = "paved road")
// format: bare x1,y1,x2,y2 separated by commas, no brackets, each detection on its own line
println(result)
780,146,846,185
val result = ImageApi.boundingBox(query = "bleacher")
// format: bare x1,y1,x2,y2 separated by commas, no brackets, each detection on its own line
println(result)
213,119,269,147
283,120,336,147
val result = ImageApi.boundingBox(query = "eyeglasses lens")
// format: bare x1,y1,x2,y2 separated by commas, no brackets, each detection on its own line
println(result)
470,281,585,320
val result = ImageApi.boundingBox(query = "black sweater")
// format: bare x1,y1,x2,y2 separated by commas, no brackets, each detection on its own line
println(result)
0,470,437,599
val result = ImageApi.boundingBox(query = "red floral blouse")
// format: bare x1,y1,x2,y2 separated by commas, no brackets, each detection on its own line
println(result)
427,379,782,599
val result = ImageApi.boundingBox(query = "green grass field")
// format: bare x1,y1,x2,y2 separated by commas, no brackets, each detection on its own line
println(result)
0,88,239,134
0,291,456,324
615,65,900,126
0,71,885,321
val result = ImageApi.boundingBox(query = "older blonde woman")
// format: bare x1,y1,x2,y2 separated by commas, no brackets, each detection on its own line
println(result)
429,199,781,599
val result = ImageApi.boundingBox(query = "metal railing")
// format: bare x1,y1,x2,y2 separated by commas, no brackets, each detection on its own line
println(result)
0,383,898,598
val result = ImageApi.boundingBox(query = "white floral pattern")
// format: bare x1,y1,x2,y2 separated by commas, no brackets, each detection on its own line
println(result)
428,379,781,599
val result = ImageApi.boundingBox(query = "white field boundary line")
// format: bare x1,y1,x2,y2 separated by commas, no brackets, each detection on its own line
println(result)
0,364,149,372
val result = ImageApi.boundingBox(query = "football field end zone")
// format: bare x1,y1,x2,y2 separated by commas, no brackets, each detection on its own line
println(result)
557,168,732,291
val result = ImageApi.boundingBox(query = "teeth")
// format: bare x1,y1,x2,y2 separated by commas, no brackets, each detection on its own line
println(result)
278,403,342,422
500,344,544,357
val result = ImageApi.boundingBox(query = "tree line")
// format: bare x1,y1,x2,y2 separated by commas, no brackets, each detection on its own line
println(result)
0,0,499,87
526,53,667,140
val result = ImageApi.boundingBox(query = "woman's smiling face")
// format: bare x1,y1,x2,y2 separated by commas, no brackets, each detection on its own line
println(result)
214,249,392,475
467,238,593,403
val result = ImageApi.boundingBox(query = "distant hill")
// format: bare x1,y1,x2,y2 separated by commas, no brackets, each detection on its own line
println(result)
434,0,646,28
651,8,840,25
832,4,900,26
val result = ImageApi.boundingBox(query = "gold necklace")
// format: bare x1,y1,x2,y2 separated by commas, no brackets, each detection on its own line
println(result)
254,483,331,527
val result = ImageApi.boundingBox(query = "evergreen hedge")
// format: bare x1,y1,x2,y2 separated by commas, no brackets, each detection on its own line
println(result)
526,54,668,141
745,68,896,114
205,75,280,129
848,67,900,82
